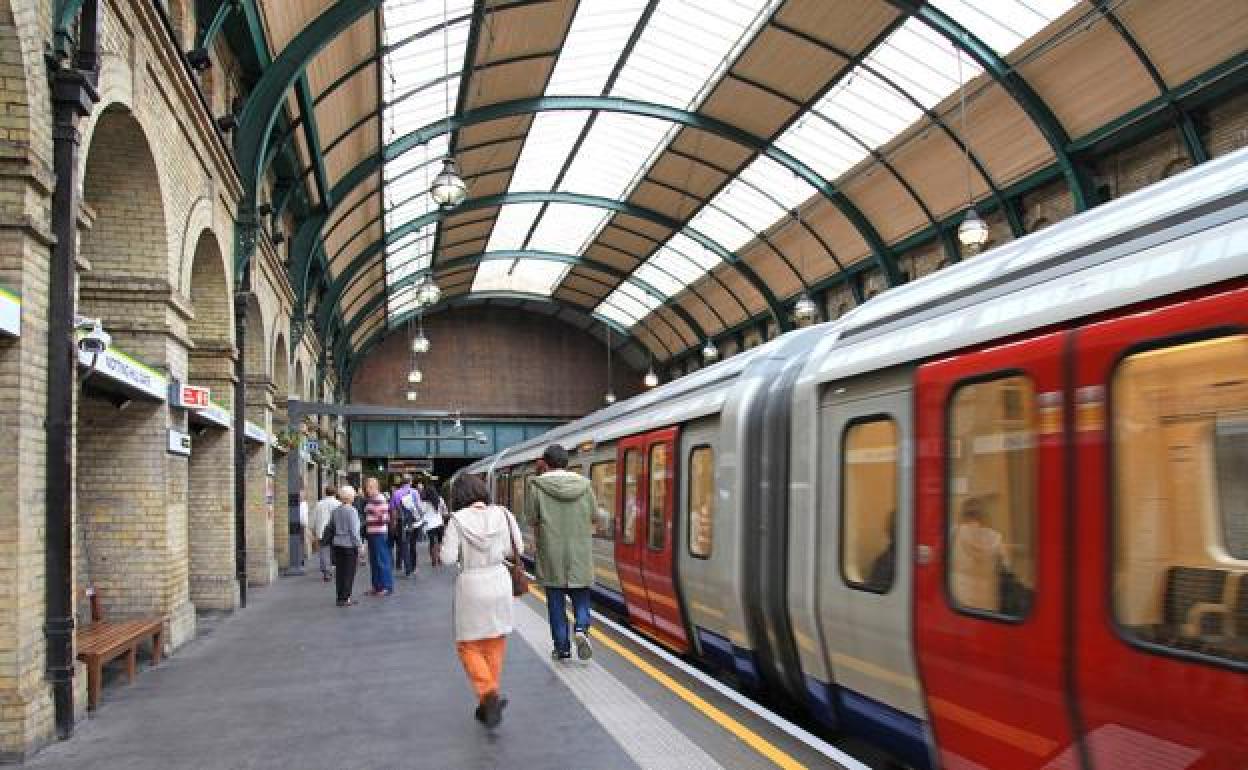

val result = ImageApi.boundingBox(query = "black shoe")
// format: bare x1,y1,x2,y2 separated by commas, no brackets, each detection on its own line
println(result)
551,648,572,661
474,704,485,723
482,692,504,728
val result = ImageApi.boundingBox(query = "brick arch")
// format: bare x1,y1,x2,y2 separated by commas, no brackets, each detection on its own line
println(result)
187,229,231,346
272,333,289,397
80,105,168,284
293,360,306,401
243,293,267,381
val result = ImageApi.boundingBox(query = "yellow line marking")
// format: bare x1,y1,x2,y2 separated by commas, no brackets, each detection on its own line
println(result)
529,586,807,770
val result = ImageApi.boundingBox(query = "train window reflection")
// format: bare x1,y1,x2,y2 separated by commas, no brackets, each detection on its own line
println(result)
947,375,1037,619
590,462,617,541
622,450,642,544
1113,335,1248,664
649,443,669,551
688,446,714,558
842,418,898,592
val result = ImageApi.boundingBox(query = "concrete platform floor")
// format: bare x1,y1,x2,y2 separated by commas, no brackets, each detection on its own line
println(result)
28,555,854,769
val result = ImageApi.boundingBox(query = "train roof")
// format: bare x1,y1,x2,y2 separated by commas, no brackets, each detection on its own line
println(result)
465,321,833,472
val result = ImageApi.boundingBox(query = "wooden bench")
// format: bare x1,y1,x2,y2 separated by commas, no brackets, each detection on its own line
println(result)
76,588,163,711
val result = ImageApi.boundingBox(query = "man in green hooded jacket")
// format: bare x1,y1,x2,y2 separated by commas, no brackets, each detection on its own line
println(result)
526,444,597,661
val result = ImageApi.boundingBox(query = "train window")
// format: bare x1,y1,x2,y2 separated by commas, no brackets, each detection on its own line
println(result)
590,462,617,541
648,443,670,550
1112,336,1248,664
494,472,508,509
622,450,642,544
688,446,714,558
946,375,1037,619
842,418,898,593
510,473,525,520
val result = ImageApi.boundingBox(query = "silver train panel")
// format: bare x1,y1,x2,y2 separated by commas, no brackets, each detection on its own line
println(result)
817,366,925,719
674,416,726,657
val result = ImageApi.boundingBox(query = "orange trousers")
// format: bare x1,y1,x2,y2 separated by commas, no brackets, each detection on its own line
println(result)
456,636,507,702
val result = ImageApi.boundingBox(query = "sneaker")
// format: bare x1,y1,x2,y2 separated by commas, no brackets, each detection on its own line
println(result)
473,704,485,723
551,648,572,662
482,692,506,728
574,631,593,661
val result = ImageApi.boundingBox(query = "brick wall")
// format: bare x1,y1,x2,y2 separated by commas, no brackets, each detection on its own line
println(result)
351,306,643,417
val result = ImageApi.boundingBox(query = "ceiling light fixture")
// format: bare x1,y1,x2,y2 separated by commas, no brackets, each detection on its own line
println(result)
701,339,719,363
955,45,989,256
416,274,442,308
794,294,819,325
405,390,418,402
604,322,614,407
644,364,658,389
429,0,466,209
407,369,423,384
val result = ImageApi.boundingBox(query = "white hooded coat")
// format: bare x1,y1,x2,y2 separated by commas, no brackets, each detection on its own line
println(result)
441,503,523,641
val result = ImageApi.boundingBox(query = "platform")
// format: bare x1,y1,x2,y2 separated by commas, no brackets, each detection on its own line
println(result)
28,560,862,769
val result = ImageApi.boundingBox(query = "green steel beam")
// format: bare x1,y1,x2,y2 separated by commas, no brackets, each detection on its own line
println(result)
295,77,332,208
340,249,708,344
317,190,785,335
890,0,1095,212
52,0,89,63
1092,0,1208,165
194,0,237,55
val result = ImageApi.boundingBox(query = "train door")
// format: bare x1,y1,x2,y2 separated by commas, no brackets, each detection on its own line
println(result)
1072,284,1248,768
615,428,689,651
640,428,688,651
914,331,1074,769
616,435,654,631
818,370,928,768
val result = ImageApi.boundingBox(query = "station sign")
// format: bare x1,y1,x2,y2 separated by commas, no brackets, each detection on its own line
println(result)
170,382,211,409
304,439,320,453
191,401,231,429
0,286,19,337
167,428,191,457
78,346,167,401
244,420,270,445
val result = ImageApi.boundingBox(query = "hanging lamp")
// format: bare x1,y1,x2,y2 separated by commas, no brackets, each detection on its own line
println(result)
793,293,819,326
429,0,466,209
701,339,719,363
644,365,659,389
955,45,989,256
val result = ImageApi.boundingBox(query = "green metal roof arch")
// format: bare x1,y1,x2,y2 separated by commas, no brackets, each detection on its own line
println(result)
340,249,709,346
888,0,1096,212
317,190,786,337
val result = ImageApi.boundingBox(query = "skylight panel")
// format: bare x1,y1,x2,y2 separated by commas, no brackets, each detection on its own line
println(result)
930,0,1075,55
485,203,545,252
688,204,756,254
649,244,712,286
557,113,674,200
634,262,686,298
597,302,642,328
526,204,611,255
668,233,727,272
610,0,773,109
471,259,569,296
507,111,592,192
545,1,650,96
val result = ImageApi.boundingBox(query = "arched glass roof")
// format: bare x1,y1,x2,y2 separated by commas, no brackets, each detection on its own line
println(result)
232,0,1248,372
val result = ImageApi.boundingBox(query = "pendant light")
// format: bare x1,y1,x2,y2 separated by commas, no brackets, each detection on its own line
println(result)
405,390,418,402
604,391,617,405
416,274,441,308
701,339,719,364
643,362,659,389
429,0,466,209
407,369,422,384
955,46,989,256
411,311,430,354
794,294,819,325
603,322,615,405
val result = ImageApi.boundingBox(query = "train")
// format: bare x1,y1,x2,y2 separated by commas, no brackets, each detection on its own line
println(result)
456,146,1248,770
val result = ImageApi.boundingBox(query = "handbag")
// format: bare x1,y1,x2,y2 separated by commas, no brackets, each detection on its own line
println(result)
502,508,529,598
320,513,336,547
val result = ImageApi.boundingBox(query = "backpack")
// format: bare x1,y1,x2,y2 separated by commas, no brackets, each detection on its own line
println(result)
320,513,336,547
400,491,422,530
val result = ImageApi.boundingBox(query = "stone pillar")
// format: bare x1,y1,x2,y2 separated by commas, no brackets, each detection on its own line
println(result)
76,278,196,651
271,400,289,572
186,349,237,611
244,377,276,585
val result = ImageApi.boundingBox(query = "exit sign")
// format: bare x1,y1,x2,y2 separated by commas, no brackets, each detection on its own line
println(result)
170,382,211,409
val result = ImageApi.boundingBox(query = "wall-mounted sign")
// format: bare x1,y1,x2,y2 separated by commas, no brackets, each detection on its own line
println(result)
266,463,276,477
169,382,211,409
304,439,320,454
244,420,270,445
0,285,18,337
78,346,167,401
167,429,191,456
190,401,231,429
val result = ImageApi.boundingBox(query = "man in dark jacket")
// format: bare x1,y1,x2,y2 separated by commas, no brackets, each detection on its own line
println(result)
526,444,597,661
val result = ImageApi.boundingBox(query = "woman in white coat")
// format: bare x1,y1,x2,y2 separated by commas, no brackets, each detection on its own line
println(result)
441,473,523,727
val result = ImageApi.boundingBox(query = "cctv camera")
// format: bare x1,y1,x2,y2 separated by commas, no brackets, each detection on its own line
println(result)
75,317,111,356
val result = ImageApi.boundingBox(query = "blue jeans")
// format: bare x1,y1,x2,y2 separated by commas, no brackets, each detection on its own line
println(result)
546,587,591,654
367,533,393,592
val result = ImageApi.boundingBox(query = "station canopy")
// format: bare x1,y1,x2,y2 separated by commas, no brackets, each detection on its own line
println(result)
251,0,1247,362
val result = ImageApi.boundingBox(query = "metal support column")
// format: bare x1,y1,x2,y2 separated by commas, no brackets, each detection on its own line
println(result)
232,279,252,607
45,0,99,740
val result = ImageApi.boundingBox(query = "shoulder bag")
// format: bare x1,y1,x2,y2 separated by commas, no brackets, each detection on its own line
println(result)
502,508,529,598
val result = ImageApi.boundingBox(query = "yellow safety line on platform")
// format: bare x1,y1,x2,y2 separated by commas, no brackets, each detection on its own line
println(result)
528,586,806,770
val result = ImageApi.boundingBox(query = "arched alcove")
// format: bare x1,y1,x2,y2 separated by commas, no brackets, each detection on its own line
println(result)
186,229,237,610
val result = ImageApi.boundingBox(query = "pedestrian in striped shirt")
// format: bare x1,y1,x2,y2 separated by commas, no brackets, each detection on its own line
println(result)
362,477,394,596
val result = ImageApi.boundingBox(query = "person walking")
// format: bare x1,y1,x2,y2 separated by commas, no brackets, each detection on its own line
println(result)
362,477,394,597
421,478,448,568
311,485,339,581
441,473,523,727
298,490,310,567
525,444,597,661
329,485,363,607
390,475,417,577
